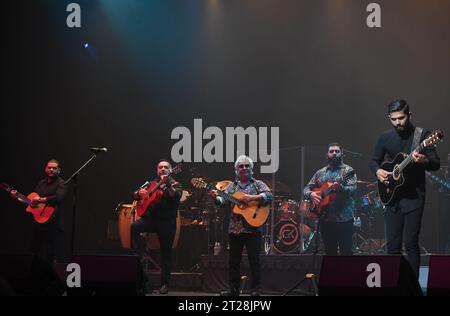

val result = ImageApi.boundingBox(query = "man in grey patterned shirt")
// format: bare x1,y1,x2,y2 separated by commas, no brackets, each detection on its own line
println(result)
303,143,357,256
210,155,273,296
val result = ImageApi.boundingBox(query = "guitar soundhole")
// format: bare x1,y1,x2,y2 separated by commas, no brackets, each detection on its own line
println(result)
392,167,401,181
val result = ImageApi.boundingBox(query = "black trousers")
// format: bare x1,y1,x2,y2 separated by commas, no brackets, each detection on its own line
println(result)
320,219,354,256
384,205,424,278
29,222,63,265
228,233,261,291
131,217,176,286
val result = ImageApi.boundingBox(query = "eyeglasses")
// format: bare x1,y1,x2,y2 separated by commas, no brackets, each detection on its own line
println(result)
328,150,341,154
238,164,250,169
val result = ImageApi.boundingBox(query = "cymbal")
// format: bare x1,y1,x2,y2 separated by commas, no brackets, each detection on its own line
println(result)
357,180,376,188
216,180,232,191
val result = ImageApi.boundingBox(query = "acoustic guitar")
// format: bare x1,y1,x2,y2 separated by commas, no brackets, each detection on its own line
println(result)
1,182,55,224
191,178,270,227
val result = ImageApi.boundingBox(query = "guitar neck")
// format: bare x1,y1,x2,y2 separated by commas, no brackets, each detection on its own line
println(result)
398,142,426,172
148,179,164,196
16,193,31,205
323,186,335,196
217,190,240,205
0,184,31,205
322,172,354,196
147,171,179,196
398,154,413,172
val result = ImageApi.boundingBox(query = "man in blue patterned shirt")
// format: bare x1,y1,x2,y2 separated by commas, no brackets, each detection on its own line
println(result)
210,155,273,296
303,143,357,256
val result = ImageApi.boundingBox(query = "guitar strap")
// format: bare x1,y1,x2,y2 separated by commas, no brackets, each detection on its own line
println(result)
411,126,424,153
339,167,346,177
338,166,346,184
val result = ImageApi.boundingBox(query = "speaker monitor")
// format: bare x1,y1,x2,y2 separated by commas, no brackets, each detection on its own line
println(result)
427,255,450,296
318,255,422,296
65,254,143,296
0,254,65,296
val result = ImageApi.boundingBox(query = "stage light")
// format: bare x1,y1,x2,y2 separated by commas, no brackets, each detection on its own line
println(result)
84,42,89,48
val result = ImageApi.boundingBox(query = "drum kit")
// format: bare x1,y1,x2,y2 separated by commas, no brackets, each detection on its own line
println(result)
260,179,318,255
271,198,317,254
353,180,386,254
270,178,387,255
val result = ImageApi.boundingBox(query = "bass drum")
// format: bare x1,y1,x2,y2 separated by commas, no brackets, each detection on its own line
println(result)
273,220,313,254
274,220,300,254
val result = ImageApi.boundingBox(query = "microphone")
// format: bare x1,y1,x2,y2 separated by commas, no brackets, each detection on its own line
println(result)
90,147,108,153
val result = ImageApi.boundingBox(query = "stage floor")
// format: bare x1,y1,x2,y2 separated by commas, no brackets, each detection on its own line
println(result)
148,253,433,296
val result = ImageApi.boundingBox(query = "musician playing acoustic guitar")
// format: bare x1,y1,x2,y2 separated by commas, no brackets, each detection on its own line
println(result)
9,159,67,266
131,159,182,295
303,143,357,256
209,155,272,297
370,99,440,277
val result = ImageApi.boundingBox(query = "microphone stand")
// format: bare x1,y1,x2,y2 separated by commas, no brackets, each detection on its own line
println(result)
282,216,321,296
64,152,102,256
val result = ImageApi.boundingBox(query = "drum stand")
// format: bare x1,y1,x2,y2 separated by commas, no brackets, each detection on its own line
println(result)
352,231,368,255
212,209,223,255
419,243,430,255
299,206,316,253
263,220,271,255
141,249,161,273
360,208,385,254
282,218,320,296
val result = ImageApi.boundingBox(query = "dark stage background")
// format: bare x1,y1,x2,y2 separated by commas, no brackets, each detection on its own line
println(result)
1,0,449,259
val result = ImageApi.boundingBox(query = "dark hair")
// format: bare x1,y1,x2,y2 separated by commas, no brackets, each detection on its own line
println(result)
388,99,410,115
157,158,172,167
327,142,343,152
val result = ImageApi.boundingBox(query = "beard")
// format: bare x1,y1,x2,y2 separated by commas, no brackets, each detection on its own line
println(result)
395,125,407,132
394,118,411,134
327,156,342,166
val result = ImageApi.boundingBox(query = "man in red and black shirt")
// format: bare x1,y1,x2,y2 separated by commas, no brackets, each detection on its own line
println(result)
131,159,182,294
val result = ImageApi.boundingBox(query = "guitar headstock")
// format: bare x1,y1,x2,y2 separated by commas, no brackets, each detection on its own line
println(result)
424,129,444,148
0,182,12,192
191,178,207,189
170,163,182,175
